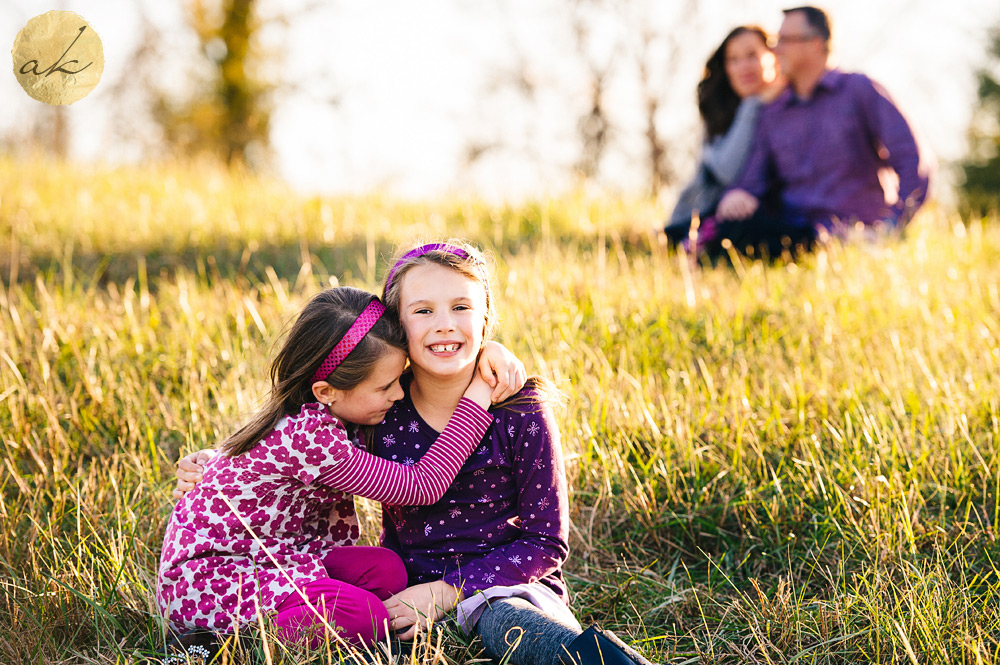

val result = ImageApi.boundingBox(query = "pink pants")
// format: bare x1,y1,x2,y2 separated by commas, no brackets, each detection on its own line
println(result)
272,546,408,648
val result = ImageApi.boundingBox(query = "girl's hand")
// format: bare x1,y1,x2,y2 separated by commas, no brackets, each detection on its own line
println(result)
478,341,527,403
464,372,494,410
383,580,462,641
172,449,217,499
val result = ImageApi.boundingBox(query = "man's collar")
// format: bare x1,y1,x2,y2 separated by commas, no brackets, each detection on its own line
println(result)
815,68,845,92
778,68,842,106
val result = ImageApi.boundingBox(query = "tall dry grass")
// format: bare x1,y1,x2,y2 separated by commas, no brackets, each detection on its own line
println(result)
2,155,999,663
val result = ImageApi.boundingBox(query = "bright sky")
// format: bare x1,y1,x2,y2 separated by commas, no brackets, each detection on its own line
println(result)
2,0,998,202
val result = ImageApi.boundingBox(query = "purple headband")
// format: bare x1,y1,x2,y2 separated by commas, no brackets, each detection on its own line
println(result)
385,243,471,289
311,299,385,383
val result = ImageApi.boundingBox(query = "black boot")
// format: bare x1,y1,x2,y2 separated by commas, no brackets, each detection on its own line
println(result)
561,625,657,665
158,628,223,664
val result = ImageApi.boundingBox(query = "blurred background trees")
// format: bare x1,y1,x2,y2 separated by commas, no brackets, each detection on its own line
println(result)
960,27,1000,216
156,0,272,167
1,0,997,205
462,0,706,197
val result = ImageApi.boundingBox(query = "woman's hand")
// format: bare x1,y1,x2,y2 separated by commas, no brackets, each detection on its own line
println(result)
383,580,462,641
172,448,217,499
478,341,527,403
716,189,759,221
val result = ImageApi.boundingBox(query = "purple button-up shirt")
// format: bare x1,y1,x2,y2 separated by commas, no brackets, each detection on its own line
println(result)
734,69,931,227
370,377,571,602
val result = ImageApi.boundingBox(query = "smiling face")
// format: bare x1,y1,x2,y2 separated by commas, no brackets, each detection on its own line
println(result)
326,347,407,425
396,262,488,380
724,30,776,99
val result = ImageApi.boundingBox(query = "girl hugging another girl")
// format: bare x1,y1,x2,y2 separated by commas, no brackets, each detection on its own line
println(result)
157,286,509,659
172,242,657,665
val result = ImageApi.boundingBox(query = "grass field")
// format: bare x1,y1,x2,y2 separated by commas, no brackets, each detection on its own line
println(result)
2,155,1000,664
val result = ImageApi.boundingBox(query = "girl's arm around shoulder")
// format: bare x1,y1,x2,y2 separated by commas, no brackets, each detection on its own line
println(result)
173,381,494,505
316,377,494,505
442,389,571,596
174,449,218,499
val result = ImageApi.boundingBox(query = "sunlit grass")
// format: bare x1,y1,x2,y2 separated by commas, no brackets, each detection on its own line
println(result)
2,155,1000,662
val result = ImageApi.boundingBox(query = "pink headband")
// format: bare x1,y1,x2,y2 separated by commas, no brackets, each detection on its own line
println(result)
385,243,471,289
311,299,386,383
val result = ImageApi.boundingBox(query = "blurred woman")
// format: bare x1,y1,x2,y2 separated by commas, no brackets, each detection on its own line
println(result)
665,25,783,242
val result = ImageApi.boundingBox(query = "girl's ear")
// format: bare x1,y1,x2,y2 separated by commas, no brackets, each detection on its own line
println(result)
312,381,341,405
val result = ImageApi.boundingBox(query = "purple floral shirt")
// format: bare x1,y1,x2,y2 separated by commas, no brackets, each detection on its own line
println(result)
372,377,571,602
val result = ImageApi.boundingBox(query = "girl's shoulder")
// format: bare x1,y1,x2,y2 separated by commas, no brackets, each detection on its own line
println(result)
492,377,564,417
246,403,354,479
487,380,564,455
270,402,349,443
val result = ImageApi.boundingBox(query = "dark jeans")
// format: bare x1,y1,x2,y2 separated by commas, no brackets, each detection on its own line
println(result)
665,210,817,260
476,598,581,665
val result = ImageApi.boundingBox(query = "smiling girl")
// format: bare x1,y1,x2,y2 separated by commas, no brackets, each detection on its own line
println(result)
157,287,497,659
175,245,656,665
376,242,653,665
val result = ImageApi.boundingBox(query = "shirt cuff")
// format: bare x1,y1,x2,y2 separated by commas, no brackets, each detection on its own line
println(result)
454,396,493,431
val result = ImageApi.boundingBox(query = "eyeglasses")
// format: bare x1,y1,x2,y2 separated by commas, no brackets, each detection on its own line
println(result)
774,33,820,46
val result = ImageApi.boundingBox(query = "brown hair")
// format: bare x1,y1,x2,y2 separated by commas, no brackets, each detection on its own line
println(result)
381,239,498,341
783,6,832,43
221,287,406,456
698,25,771,139
382,239,562,412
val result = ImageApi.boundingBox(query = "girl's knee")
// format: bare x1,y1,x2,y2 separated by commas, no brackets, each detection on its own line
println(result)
378,550,409,597
333,588,393,646
273,581,393,648
475,598,582,665
322,546,408,599
359,547,408,598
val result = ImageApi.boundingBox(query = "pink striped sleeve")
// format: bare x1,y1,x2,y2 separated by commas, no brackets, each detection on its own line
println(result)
315,398,492,505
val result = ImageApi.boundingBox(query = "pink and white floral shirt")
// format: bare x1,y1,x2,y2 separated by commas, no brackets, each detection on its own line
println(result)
157,399,491,632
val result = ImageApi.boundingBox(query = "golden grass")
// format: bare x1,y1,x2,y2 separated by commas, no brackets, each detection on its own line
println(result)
2,155,999,662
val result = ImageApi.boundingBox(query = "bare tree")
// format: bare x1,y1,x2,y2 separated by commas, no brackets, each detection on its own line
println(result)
636,26,671,193
570,0,617,180
157,0,271,166
464,0,709,196
620,0,704,195
24,108,70,158
100,0,342,170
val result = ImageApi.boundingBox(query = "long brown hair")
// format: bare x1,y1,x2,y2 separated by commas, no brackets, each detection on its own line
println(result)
382,239,562,412
698,25,770,139
221,287,406,456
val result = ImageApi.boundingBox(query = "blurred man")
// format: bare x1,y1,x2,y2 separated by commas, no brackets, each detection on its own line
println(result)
713,5,932,253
